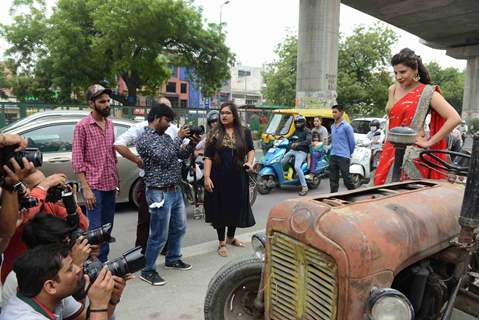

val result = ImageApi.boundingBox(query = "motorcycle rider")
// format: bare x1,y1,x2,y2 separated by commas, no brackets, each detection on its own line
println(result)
281,114,312,196
366,119,385,169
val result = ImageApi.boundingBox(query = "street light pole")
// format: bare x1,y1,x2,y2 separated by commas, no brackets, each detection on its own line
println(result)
219,0,230,31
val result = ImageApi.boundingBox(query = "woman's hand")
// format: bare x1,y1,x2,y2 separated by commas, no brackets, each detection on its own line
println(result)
243,162,253,172
204,177,214,193
416,135,432,149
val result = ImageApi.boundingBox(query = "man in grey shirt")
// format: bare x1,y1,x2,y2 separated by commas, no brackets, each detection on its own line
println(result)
311,117,329,145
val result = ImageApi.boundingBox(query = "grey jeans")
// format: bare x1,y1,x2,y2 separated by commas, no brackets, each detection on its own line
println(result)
281,150,308,187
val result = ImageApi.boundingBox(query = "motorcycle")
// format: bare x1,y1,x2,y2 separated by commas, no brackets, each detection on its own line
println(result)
256,137,327,194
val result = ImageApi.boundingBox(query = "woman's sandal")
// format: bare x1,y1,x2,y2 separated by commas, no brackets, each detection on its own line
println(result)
226,238,245,247
217,243,228,257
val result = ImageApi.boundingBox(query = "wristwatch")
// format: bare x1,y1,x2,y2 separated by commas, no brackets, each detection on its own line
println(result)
3,181,25,193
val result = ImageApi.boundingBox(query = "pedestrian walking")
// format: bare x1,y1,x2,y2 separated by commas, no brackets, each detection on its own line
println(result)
136,103,198,286
114,97,178,254
204,102,256,257
329,104,356,193
72,84,118,262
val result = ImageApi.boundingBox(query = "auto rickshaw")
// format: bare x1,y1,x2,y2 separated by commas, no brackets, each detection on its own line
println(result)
261,108,351,153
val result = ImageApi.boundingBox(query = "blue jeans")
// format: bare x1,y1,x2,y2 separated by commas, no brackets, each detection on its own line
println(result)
85,189,116,262
281,150,308,187
143,187,186,273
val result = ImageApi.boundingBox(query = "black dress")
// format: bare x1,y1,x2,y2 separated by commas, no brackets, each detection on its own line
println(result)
204,128,256,228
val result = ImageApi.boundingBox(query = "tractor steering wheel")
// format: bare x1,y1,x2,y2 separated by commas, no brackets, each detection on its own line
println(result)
419,149,471,177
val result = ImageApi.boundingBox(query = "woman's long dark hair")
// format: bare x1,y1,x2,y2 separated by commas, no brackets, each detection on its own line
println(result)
391,48,432,85
207,102,247,167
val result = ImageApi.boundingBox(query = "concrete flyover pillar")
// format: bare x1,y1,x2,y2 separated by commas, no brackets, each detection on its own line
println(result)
463,57,479,121
296,0,340,108
447,45,479,122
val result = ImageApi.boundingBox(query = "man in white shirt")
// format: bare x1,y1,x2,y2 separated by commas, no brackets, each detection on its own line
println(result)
114,97,178,253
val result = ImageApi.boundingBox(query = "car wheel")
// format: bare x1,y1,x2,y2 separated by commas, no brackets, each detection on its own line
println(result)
129,178,142,209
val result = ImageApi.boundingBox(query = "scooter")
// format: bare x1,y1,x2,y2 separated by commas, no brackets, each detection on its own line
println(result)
256,137,326,194
349,136,383,188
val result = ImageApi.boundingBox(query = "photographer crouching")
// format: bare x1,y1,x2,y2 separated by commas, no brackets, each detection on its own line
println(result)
1,213,133,319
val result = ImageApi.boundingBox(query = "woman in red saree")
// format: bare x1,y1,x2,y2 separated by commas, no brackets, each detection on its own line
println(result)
374,48,461,185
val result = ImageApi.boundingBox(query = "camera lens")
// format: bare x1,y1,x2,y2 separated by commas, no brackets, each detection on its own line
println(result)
82,223,113,245
15,148,43,168
84,247,146,282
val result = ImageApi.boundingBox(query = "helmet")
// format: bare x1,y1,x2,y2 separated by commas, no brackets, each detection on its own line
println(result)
294,114,306,123
370,119,380,128
206,110,219,126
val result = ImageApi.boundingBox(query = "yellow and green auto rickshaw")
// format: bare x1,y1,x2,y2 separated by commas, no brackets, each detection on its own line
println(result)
261,108,351,152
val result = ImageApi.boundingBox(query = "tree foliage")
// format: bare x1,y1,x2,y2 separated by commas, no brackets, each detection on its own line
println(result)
262,24,398,116
426,61,464,114
262,34,297,106
2,0,234,104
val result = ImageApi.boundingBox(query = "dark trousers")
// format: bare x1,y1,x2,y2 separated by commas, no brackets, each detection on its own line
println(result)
329,155,355,193
135,179,150,252
216,227,237,242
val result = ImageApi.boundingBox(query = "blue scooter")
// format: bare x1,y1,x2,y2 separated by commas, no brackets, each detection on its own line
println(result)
256,137,328,194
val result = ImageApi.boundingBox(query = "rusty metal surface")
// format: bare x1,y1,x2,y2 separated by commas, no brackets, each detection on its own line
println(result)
264,180,464,319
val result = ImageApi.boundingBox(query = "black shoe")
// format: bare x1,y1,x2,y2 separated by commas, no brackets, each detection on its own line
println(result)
139,271,167,286
164,260,192,271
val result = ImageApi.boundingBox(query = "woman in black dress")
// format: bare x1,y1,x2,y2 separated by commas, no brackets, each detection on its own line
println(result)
204,102,256,257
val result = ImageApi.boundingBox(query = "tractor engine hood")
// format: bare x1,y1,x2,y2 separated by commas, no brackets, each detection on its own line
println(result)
266,180,464,278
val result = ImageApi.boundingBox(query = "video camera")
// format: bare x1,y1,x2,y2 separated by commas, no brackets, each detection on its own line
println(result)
60,186,114,246
83,246,146,282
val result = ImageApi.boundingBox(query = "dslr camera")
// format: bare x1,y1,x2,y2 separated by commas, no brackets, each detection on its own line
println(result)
60,187,114,246
187,125,205,137
83,246,146,282
0,145,42,187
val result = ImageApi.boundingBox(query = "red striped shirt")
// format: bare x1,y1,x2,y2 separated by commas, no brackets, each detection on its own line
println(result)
72,114,118,191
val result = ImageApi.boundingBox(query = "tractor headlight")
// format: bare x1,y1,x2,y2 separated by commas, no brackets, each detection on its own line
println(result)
251,232,267,261
368,288,414,320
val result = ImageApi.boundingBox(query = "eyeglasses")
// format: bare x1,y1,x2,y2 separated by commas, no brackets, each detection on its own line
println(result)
220,111,233,116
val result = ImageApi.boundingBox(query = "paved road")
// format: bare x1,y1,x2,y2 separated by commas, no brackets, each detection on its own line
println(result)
108,177,342,320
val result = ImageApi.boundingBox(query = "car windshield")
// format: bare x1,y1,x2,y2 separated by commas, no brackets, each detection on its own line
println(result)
1,117,34,133
266,114,293,135
351,120,372,134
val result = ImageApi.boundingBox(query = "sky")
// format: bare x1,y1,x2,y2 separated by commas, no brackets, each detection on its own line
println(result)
0,0,467,71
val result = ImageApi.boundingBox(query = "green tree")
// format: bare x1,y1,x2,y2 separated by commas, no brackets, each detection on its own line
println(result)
262,34,297,106
426,61,464,113
2,0,234,104
262,24,398,116
337,24,397,116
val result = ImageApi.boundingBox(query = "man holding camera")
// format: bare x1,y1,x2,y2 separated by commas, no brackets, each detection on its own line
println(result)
114,97,178,254
0,243,116,320
73,84,118,263
136,103,198,286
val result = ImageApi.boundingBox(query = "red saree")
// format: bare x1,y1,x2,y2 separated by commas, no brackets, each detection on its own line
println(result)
373,84,447,185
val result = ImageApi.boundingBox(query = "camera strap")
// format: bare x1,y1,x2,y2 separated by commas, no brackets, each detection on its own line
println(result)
17,293,57,320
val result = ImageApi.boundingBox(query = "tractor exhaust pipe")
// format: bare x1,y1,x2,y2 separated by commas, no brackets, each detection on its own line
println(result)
458,132,479,244
387,127,417,183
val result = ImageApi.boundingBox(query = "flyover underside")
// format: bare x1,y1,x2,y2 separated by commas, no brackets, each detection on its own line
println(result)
341,0,479,49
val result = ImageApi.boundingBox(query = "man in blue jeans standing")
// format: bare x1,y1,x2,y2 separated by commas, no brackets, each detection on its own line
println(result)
72,84,117,262
136,102,199,286
329,104,356,193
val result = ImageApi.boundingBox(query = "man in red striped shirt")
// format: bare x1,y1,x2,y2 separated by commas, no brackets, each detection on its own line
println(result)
72,84,118,262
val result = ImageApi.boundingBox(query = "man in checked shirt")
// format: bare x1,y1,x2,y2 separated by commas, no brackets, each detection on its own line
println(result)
72,84,118,263
136,102,199,286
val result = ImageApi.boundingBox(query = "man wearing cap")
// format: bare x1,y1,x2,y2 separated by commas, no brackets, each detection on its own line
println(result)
72,84,118,262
